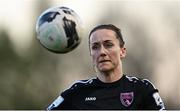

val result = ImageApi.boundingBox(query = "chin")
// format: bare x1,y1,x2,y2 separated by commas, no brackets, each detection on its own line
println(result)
98,67,112,72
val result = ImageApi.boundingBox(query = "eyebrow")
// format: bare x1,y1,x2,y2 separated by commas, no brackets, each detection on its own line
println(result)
91,40,112,45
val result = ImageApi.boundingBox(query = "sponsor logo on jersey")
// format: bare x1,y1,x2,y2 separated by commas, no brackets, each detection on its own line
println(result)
120,92,134,107
85,97,96,101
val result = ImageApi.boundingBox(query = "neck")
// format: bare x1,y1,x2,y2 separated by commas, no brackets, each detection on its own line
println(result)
97,68,123,83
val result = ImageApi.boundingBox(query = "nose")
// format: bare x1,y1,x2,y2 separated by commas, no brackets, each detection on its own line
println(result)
99,45,107,56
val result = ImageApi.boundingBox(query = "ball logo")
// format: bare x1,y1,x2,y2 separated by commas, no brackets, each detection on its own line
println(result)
120,92,134,107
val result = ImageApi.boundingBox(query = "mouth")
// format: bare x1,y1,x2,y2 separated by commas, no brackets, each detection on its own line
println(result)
99,60,111,63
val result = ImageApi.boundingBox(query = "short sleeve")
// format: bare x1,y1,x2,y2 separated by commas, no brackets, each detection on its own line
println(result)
142,79,165,110
47,82,81,110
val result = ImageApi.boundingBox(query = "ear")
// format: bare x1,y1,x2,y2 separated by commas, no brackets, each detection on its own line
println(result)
120,47,126,59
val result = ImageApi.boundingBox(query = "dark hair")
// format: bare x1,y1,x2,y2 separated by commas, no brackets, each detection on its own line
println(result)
89,24,125,47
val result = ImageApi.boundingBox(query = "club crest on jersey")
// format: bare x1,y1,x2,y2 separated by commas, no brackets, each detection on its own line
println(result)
120,92,134,107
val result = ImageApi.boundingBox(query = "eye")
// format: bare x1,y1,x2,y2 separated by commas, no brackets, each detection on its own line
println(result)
104,42,114,48
91,43,100,50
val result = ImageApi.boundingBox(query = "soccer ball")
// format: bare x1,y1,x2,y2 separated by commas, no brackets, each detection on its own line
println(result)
36,6,82,53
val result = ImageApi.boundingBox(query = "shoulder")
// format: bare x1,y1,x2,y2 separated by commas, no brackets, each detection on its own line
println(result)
67,77,97,90
61,77,97,97
47,78,97,110
124,75,157,91
124,75,165,109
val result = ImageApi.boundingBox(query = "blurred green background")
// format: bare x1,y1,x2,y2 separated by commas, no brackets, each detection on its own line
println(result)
0,0,179,109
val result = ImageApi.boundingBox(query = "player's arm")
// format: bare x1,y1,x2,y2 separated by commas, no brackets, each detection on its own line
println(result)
47,95,77,110
142,79,165,110
47,82,81,110
47,95,67,110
